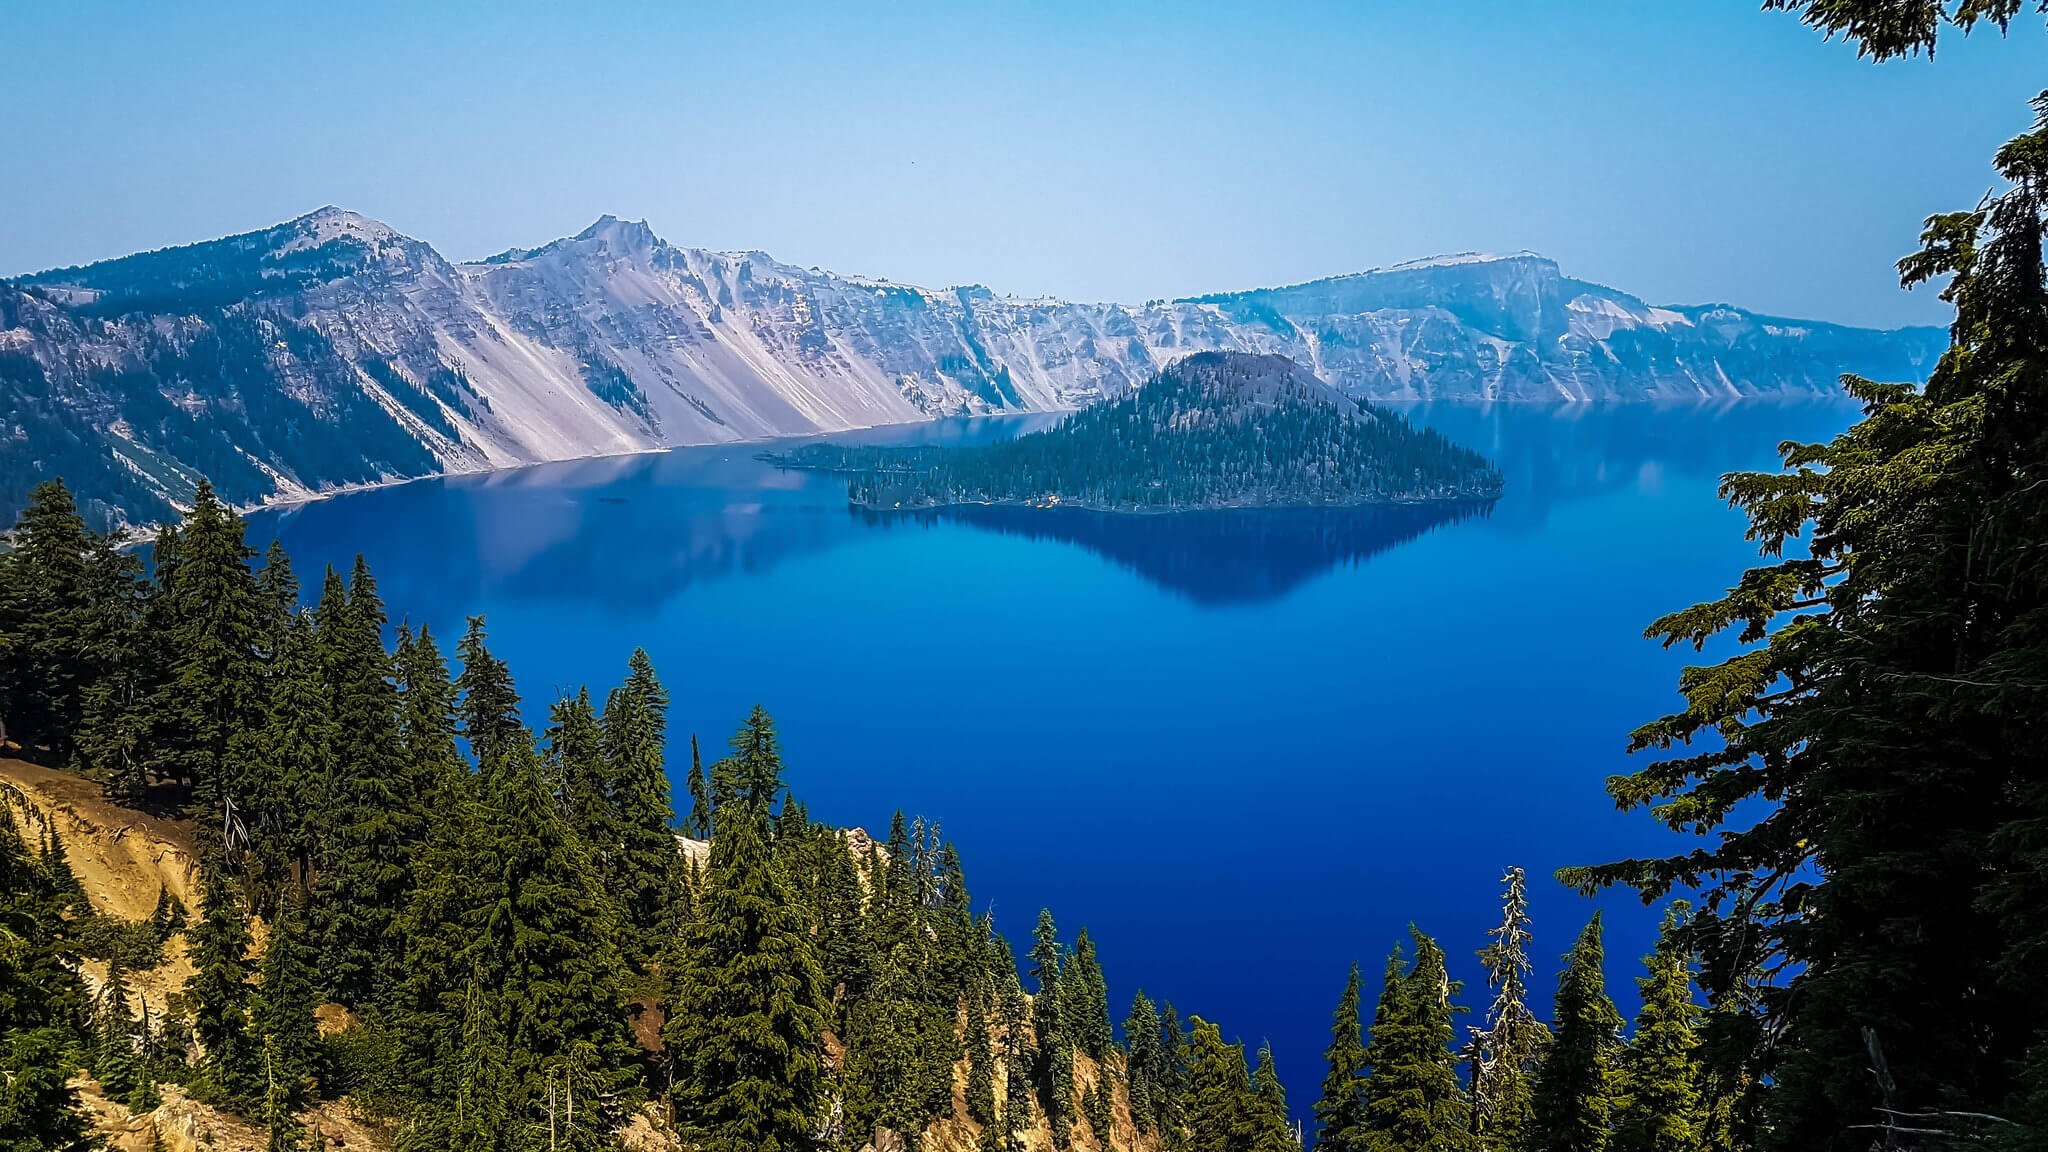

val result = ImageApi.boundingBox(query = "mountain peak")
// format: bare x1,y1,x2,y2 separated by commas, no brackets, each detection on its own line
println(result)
574,214,662,251
1380,250,1548,273
285,206,403,246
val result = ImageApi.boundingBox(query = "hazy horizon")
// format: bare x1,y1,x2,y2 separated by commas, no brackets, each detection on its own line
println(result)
4,1,2043,328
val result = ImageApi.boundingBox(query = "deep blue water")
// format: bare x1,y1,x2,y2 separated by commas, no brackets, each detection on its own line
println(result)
244,400,1858,1127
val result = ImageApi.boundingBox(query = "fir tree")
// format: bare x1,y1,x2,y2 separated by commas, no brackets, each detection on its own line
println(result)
0,821,95,1152
995,934,1037,1142
253,892,321,1100
1315,964,1369,1152
0,478,96,761
73,527,151,807
1612,906,1704,1152
546,689,609,850
1031,909,1076,1146
599,648,678,960
1182,1018,1253,1152
151,482,267,860
1530,915,1621,1152
92,960,140,1102
665,709,827,1152
250,615,333,885
1251,1043,1296,1152
1472,868,1547,1152
1082,1080,1113,1145
686,733,712,838
1359,930,1474,1152
187,864,260,1106
1157,1002,1190,1140
967,977,999,1127
315,558,415,1008
478,736,631,1103
1070,928,1115,1060
261,1037,304,1152
454,616,520,774
1127,991,1163,1132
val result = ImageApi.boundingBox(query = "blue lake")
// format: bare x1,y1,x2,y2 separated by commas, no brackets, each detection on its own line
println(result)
243,399,1857,1124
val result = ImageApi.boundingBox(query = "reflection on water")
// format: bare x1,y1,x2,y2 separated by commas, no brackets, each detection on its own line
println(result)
237,397,1869,1133
248,401,1860,616
864,502,1494,605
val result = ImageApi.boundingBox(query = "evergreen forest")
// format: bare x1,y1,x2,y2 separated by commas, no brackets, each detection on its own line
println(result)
7,2,2048,1151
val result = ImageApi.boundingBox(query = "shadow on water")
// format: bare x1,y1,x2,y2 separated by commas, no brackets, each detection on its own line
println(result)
857,500,1496,606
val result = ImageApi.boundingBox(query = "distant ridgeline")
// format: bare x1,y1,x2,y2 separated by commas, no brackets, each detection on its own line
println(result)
771,352,1504,512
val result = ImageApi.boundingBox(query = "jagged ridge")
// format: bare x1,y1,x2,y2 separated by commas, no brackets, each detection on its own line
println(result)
0,209,1946,527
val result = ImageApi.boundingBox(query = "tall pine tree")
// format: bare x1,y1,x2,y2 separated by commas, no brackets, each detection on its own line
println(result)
665,708,827,1152
1530,915,1621,1152
1612,905,1704,1152
1472,868,1547,1152
1315,964,1369,1152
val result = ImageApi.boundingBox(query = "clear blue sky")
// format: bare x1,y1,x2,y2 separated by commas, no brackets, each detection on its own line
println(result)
2,1,2040,328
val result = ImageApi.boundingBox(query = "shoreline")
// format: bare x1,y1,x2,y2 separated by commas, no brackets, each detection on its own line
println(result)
121,390,1854,536
841,492,1504,517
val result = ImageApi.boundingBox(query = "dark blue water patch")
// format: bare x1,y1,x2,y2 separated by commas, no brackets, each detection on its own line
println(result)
242,399,1862,1132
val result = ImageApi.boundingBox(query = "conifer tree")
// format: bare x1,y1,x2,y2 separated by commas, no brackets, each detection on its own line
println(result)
1530,915,1621,1152
1359,930,1475,1152
1472,868,1547,1152
402,975,516,1152
250,615,334,885
1127,991,1163,1132
187,864,260,1106
600,649,678,960
842,814,956,1147
1031,909,1076,1146
151,483,266,857
392,762,495,1103
995,935,1037,1140
394,624,467,810
73,527,151,806
1157,1002,1190,1141
1612,905,1703,1152
454,616,520,774
315,558,415,1008
1070,928,1115,1060
665,708,826,1152
261,1037,304,1152
478,736,631,1102
1251,1043,1296,1152
1182,1018,1253,1152
967,978,999,1128
685,733,711,838
0,804,95,1151
548,688,609,846
1082,1081,1112,1145
1315,964,1369,1152
92,960,140,1102
253,893,321,1099
254,540,299,642
128,999,164,1113
0,478,96,761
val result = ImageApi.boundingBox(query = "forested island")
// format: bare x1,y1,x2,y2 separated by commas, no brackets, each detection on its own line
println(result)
768,353,1502,513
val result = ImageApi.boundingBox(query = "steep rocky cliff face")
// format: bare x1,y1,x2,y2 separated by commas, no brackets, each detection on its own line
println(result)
1,209,1944,527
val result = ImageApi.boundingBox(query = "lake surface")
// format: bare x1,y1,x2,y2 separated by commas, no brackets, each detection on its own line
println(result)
244,399,1858,1126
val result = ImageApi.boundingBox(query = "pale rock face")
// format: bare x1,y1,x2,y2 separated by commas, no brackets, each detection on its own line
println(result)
3,209,1945,525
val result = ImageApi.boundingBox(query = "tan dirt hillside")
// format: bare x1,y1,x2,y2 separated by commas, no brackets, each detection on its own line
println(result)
0,757,199,1016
